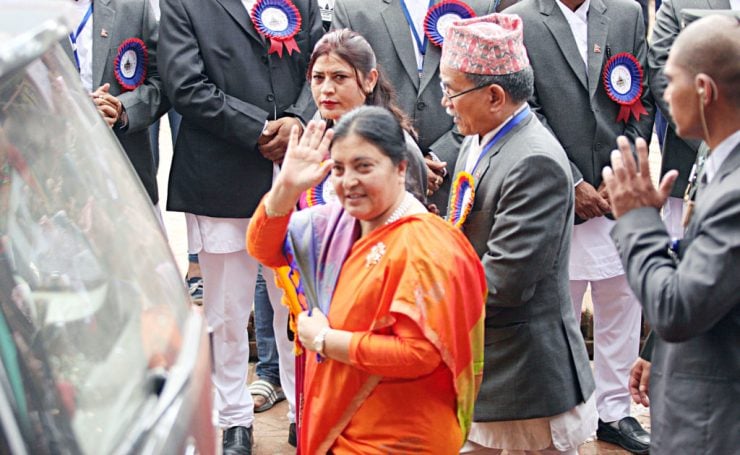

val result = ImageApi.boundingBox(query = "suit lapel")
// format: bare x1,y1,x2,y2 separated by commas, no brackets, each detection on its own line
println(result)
93,0,115,89
472,113,534,192
587,0,609,99
381,0,420,89
420,42,440,94
541,0,588,91
215,0,264,44
710,143,740,185
690,143,740,234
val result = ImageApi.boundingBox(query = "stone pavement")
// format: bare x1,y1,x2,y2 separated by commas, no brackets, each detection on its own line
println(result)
248,372,650,455
157,116,656,455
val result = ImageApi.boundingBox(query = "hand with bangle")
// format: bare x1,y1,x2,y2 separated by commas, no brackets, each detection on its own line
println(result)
297,308,331,356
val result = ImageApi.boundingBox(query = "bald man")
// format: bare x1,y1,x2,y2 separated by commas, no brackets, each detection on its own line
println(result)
603,15,740,454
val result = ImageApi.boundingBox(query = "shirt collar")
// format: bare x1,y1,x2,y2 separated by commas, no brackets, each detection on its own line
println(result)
556,0,590,24
705,129,740,183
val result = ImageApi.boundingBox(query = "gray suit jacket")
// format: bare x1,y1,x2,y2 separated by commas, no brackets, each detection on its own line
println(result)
159,0,323,218
63,0,169,204
331,0,498,212
454,112,595,420
610,143,740,454
507,0,654,221
649,0,728,197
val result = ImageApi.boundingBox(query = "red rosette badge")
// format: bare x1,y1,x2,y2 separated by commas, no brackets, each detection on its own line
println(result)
114,38,148,91
603,52,648,123
424,0,476,47
251,0,303,57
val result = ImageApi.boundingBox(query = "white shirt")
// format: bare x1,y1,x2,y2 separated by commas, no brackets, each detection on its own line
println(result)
731,0,740,10
403,0,430,73
465,104,527,173
553,0,624,280
149,0,161,21
705,130,740,183
555,0,590,71
70,0,94,92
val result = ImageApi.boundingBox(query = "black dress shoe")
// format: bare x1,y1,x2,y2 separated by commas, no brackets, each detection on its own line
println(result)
597,417,650,454
223,426,253,455
288,422,297,447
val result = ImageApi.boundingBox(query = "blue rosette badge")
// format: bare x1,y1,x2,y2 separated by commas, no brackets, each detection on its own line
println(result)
602,52,648,123
424,0,476,47
251,0,303,57
114,38,148,91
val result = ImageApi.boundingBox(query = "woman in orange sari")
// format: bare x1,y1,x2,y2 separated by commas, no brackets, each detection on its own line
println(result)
247,106,486,454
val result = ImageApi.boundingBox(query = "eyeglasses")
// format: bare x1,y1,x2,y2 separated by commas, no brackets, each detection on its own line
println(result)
439,81,491,101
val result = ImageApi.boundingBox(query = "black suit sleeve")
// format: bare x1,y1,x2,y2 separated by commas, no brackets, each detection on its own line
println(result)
158,0,271,147
283,0,324,122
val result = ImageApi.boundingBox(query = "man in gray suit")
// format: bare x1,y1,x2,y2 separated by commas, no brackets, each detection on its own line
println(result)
440,14,596,454
649,0,732,239
331,0,498,213
64,0,168,206
506,0,654,451
604,15,740,453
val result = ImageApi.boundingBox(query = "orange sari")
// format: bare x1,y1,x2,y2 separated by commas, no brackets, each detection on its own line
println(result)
248,201,486,454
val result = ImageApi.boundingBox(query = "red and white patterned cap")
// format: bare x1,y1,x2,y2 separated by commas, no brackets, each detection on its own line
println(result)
441,13,530,75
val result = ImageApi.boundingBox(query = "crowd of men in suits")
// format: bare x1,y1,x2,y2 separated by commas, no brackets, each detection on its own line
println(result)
65,0,738,453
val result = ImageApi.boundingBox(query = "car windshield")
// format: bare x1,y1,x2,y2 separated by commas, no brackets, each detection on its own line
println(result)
0,26,189,455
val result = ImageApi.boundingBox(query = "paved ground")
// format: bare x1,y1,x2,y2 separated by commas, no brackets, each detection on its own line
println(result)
249,399,650,454
157,117,658,455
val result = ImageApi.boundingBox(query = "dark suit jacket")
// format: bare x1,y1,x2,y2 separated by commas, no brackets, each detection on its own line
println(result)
611,143,740,454
649,0,728,197
159,0,323,218
507,0,654,200
63,0,169,204
331,0,498,212
455,113,595,420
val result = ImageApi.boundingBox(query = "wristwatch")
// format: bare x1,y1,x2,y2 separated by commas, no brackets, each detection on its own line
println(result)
312,327,331,357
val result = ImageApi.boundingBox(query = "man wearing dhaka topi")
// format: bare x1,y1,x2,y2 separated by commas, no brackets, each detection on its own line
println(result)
439,13,597,454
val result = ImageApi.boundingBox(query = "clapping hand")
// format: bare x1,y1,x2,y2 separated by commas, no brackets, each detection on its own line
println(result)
602,136,678,218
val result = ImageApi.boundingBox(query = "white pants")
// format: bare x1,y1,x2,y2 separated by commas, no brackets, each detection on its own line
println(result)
570,275,641,422
662,196,685,240
200,250,296,428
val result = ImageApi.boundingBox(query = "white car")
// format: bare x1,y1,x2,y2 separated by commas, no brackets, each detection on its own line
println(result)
0,4,215,454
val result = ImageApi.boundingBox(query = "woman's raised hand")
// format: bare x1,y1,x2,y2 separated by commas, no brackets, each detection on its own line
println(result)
277,120,335,193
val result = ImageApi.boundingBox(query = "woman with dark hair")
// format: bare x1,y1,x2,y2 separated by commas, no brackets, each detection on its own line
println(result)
247,106,486,453
301,29,429,205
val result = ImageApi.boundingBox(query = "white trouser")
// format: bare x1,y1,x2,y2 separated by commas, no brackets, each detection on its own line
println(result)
570,274,641,423
662,196,685,240
200,250,295,428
